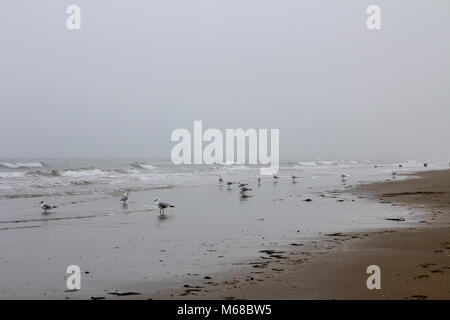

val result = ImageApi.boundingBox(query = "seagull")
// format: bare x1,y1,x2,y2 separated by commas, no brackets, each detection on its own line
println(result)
40,201,57,213
226,181,234,189
219,176,223,183
238,183,248,188
120,192,128,203
240,193,252,199
240,186,252,199
154,198,175,215
291,175,299,181
340,173,349,183
273,175,279,180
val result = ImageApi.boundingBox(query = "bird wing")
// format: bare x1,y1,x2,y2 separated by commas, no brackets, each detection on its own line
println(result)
158,202,169,209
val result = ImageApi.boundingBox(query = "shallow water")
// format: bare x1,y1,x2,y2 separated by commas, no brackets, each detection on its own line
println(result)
0,158,443,200
0,159,447,298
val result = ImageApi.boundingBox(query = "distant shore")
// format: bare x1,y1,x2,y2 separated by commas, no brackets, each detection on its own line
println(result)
153,170,450,300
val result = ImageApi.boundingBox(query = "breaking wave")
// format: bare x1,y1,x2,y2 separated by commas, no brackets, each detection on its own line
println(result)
0,162,45,169
0,172,26,178
62,169,107,178
26,170,61,177
130,162,157,170
297,161,317,167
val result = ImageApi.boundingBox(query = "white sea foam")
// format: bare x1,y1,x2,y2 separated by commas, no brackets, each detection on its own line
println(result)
1,159,447,200
62,169,107,178
0,162,44,169
316,160,338,166
140,164,157,170
0,172,26,178
130,162,157,170
224,165,251,171
297,161,317,167
125,169,141,174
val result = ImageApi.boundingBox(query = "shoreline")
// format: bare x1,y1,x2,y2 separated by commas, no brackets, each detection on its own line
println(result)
149,169,450,300
1,168,448,299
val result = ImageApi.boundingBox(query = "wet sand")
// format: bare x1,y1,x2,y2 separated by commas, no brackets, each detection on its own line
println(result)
1,169,449,299
152,170,450,300
1,172,397,299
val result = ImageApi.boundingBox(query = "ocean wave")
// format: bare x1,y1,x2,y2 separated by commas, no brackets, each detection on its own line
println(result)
110,168,141,174
296,160,344,167
62,169,107,178
0,189,95,199
125,168,142,174
222,164,251,171
26,170,61,177
0,172,26,178
297,161,317,167
0,162,45,169
130,162,157,170
316,161,338,166
405,160,425,165
70,180,94,186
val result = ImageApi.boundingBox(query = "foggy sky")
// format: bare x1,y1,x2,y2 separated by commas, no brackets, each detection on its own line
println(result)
0,1,449,160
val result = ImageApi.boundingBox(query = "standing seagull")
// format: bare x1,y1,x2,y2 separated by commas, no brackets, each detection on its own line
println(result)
291,175,299,182
240,187,252,193
120,192,128,203
40,201,57,213
240,186,252,199
154,198,175,215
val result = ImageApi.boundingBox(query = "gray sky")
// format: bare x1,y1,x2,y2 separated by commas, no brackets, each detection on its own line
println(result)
0,1,449,160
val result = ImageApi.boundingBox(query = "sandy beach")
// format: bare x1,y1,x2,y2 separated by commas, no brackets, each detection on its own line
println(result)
152,170,450,300
2,0,450,304
1,163,449,300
